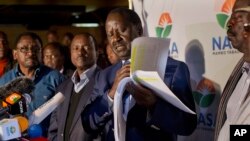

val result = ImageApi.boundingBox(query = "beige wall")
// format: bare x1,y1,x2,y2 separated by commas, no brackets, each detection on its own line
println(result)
0,24,106,49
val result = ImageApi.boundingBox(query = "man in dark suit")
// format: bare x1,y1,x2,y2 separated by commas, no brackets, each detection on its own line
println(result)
48,33,101,141
81,8,197,141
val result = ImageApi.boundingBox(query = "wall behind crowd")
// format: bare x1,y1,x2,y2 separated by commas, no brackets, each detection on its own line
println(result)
132,0,241,141
0,25,105,49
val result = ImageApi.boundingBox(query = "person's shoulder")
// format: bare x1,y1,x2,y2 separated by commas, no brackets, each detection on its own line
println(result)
57,77,72,90
0,69,16,85
39,65,65,80
167,57,187,66
99,61,122,74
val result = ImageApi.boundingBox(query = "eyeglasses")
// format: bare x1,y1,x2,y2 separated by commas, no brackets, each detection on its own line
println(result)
16,46,41,54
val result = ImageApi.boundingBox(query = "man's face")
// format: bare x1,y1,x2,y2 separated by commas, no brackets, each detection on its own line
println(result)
105,13,140,60
62,36,72,47
0,35,7,60
13,35,41,69
47,33,58,43
70,35,96,72
43,45,64,70
227,0,250,61
106,43,120,65
227,0,249,51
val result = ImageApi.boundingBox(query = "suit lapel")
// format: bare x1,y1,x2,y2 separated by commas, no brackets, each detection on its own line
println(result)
69,69,98,133
60,80,74,133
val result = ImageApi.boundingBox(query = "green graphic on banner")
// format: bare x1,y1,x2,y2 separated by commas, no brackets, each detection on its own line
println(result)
216,0,235,29
155,12,172,38
193,91,215,108
193,79,216,108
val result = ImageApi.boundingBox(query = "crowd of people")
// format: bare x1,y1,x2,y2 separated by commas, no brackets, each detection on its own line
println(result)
0,0,249,140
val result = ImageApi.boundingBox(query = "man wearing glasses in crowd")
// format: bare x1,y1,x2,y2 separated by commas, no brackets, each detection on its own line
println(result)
0,32,65,137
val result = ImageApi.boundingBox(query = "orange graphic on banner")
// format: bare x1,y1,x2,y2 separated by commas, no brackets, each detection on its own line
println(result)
156,12,172,38
221,0,236,13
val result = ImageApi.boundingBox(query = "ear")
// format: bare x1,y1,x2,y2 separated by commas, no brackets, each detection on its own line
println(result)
13,49,18,60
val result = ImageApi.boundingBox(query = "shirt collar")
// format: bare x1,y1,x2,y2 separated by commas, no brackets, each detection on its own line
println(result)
14,64,41,79
71,64,97,84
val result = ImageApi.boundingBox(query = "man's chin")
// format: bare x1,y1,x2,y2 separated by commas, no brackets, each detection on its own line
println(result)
25,62,39,68
117,53,130,60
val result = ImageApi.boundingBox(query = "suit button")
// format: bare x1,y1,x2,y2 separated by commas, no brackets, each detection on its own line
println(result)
61,133,64,136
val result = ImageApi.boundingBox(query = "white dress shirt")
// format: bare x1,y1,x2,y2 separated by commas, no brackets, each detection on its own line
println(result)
218,62,250,141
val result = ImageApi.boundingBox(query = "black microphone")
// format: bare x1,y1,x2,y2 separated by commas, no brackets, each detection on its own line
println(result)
0,77,34,116
0,77,34,99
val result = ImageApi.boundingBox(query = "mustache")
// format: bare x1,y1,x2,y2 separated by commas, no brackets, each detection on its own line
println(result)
227,29,235,37
76,54,88,59
112,42,126,48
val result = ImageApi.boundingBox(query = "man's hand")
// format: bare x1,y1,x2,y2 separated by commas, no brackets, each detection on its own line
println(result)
108,64,130,99
126,82,157,109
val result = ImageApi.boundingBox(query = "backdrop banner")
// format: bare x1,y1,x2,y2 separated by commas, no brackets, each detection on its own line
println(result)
131,0,241,140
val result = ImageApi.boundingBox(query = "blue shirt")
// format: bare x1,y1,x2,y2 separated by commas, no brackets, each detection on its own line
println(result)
0,64,66,116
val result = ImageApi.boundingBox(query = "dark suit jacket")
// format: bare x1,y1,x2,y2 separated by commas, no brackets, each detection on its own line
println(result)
82,57,197,141
48,67,100,141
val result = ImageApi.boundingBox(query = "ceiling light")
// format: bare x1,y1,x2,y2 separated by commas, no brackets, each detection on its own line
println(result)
72,23,99,27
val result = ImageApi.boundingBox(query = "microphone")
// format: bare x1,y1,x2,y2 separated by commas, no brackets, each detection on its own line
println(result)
0,77,34,99
0,77,34,117
29,92,65,125
28,124,43,138
0,116,29,140
1,93,31,116
28,124,48,141
15,116,29,133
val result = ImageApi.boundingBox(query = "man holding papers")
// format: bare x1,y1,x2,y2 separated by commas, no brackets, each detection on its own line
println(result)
81,8,197,141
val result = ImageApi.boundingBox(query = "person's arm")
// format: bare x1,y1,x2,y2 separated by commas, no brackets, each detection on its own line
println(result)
82,64,130,134
126,61,197,135
82,93,113,134
148,61,197,135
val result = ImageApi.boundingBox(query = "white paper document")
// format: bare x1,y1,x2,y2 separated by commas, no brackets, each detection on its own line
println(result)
132,70,196,114
113,37,196,141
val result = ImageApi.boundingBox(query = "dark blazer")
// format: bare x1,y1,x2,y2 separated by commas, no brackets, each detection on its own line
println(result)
48,67,100,141
82,57,197,141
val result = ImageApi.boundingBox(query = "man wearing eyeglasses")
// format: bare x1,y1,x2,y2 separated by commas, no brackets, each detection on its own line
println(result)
214,0,250,141
0,32,65,137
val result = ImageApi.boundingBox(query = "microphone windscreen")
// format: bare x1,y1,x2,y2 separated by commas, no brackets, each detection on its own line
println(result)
28,124,43,138
0,77,34,99
9,77,34,94
15,116,29,133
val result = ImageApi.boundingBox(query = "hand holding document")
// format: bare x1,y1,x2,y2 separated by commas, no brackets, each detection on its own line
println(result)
113,37,196,141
